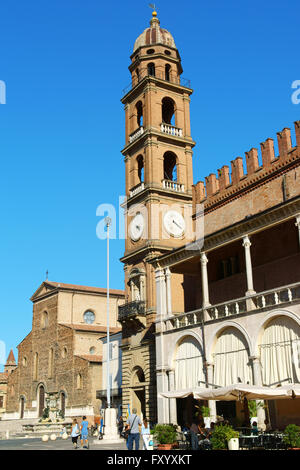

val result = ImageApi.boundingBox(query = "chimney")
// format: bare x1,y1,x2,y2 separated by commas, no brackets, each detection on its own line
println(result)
217,165,230,190
205,174,219,197
245,148,259,175
231,157,244,185
260,138,275,168
277,128,292,158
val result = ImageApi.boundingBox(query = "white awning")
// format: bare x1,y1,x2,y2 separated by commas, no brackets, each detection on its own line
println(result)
159,383,300,401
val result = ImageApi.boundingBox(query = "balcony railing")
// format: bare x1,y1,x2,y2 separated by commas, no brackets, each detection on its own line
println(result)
129,126,144,144
129,182,145,198
161,123,183,137
166,282,300,332
162,179,185,193
118,300,146,322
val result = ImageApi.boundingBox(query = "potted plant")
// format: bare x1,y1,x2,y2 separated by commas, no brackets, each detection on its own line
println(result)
211,424,239,450
248,400,264,426
152,424,178,450
283,424,300,450
201,405,211,428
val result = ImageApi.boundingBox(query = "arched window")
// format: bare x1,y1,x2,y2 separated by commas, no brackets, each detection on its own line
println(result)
147,62,155,77
132,367,145,385
77,373,83,390
136,101,143,127
162,97,175,125
48,347,54,378
137,155,144,183
41,311,48,329
163,152,177,181
165,64,171,81
33,353,39,381
259,316,300,386
213,328,252,387
174,336,204,390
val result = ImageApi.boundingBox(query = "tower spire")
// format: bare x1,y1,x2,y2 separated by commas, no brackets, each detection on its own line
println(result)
149,3,159,26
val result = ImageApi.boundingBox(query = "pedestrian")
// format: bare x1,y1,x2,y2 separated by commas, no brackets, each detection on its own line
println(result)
80,416,89,449
125,407,142,450
141,418,152,450
71,419,80,449
118,415,124,436
189,419,200,450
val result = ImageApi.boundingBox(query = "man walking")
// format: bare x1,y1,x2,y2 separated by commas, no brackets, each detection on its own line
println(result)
125,408,142,450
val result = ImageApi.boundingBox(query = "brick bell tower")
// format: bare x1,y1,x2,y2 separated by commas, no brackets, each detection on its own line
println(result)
120,11,195,423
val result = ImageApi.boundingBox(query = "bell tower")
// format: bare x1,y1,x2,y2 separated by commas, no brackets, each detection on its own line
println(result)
120,11,195,422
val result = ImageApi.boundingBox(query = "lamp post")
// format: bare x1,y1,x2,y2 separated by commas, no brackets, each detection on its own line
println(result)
105,216,111,409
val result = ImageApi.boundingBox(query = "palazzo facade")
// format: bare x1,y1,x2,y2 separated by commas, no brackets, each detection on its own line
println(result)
119,11,300,429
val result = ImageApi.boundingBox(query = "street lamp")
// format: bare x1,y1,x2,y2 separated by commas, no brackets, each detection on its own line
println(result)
105,216,112,409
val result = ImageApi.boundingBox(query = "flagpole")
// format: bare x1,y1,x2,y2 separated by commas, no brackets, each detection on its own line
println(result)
105,216,111,409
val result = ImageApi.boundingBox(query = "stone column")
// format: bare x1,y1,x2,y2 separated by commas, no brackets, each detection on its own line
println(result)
200,253,211,308
249,356,266,431
165,268,172,316
168,369,177,425
242,236,256,296
206,363,217,422
200,253,211,321
295,215,300,248
155,268,169,423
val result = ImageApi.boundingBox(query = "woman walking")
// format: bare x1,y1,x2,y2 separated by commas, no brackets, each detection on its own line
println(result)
71,419,80,449
141,418,151,450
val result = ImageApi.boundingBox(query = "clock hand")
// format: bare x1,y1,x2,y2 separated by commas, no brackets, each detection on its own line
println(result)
172,219,182,230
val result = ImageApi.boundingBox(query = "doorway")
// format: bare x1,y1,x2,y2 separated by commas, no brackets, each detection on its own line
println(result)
38,385,45,418
20,397,25,419
61,392,66,418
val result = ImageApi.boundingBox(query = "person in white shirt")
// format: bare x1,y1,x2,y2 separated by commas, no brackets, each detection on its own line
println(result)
141,418,152,450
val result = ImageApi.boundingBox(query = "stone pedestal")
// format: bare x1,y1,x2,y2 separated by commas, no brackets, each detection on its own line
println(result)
93,408,123,445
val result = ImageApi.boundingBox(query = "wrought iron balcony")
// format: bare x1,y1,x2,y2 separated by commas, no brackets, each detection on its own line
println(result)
118,300,146,322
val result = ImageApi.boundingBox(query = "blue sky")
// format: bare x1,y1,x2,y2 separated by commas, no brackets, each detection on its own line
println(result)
0,0,299,366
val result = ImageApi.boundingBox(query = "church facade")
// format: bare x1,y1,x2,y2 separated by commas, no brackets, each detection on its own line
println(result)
119,11,300,429
4,281,124,423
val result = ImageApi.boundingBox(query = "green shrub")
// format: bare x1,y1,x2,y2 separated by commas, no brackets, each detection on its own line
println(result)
283,424,300,448
153,424,177,445
201,406,210,417
211,424,239,450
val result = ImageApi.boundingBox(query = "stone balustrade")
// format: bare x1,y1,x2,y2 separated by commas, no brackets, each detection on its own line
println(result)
162,179,185,192
165,281,300,331
129,126,144,143
160,123,183,137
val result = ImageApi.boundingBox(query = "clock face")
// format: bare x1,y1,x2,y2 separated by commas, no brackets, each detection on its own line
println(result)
129,213,145,241
163,210,186,238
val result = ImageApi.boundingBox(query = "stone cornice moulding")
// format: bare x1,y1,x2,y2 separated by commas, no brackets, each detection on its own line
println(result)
149,197,300,269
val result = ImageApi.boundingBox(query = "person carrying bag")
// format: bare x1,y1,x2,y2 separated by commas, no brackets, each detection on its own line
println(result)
125,408,142,450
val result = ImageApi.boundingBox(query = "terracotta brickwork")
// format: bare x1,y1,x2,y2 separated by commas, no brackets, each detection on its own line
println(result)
193,122,300,237
5,282,124,423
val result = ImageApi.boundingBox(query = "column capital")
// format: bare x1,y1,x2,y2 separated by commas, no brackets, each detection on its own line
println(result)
295,214,300,227
155,268,165,280
200,252,208,265
242,235,251,248
165,267,171,278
